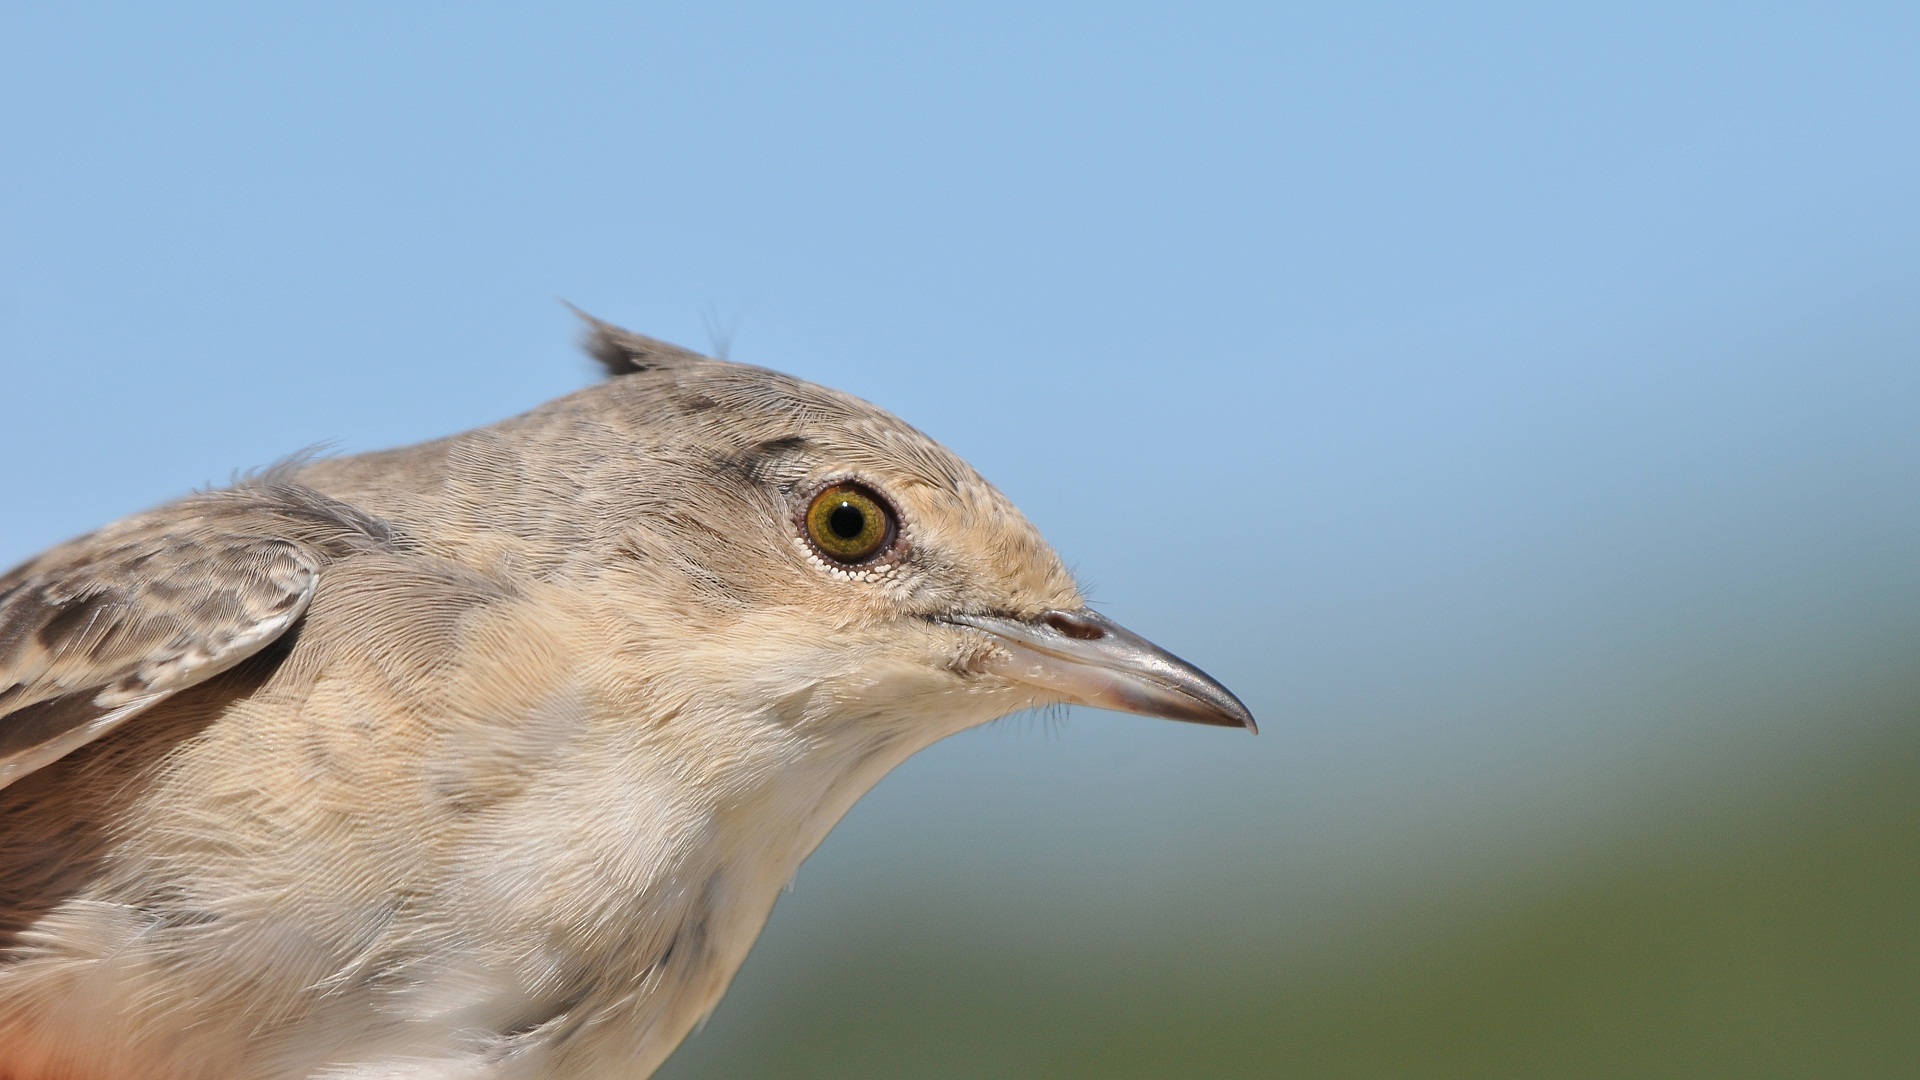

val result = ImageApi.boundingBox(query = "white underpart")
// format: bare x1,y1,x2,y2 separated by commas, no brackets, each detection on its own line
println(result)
315,671,1015,1077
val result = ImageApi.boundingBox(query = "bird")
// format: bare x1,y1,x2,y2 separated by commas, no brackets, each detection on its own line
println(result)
0,317,1254,1079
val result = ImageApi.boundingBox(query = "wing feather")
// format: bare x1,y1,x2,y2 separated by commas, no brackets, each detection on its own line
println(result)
0,483,396,790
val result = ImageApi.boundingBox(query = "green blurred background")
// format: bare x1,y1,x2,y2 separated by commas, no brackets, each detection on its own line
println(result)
660,691,1920,1078
5,3,1918,1076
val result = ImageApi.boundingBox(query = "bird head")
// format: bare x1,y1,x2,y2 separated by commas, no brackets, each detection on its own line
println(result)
484,318,1254,757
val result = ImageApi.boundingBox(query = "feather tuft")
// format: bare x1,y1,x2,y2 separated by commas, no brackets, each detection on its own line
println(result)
564,304,711,377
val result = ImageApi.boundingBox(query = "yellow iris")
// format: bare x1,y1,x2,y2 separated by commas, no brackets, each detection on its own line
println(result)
805,483,894,563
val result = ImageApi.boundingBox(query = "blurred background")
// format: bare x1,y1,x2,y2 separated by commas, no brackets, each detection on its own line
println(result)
4,3,1918,1075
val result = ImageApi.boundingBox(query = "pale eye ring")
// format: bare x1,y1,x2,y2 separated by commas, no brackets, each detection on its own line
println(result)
803,482,898,565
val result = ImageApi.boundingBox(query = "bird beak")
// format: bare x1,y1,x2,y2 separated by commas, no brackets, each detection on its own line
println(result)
941,609,1257,733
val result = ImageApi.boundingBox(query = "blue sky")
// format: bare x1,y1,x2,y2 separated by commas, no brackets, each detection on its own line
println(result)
4,1,1919,935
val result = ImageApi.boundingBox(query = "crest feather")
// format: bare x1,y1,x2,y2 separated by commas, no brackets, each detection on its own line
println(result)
566,305,709,377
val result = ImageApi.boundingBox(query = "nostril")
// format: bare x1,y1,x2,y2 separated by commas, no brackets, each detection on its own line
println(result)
1043,611,1106,641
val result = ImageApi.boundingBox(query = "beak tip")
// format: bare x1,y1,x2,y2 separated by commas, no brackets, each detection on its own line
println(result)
1211,698,1259,734
1183,685,1258,733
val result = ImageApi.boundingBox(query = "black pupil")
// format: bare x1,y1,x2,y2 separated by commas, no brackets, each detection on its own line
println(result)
828,502,867,540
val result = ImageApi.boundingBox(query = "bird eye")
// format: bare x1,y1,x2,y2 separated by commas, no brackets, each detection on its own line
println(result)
804,482,896,564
